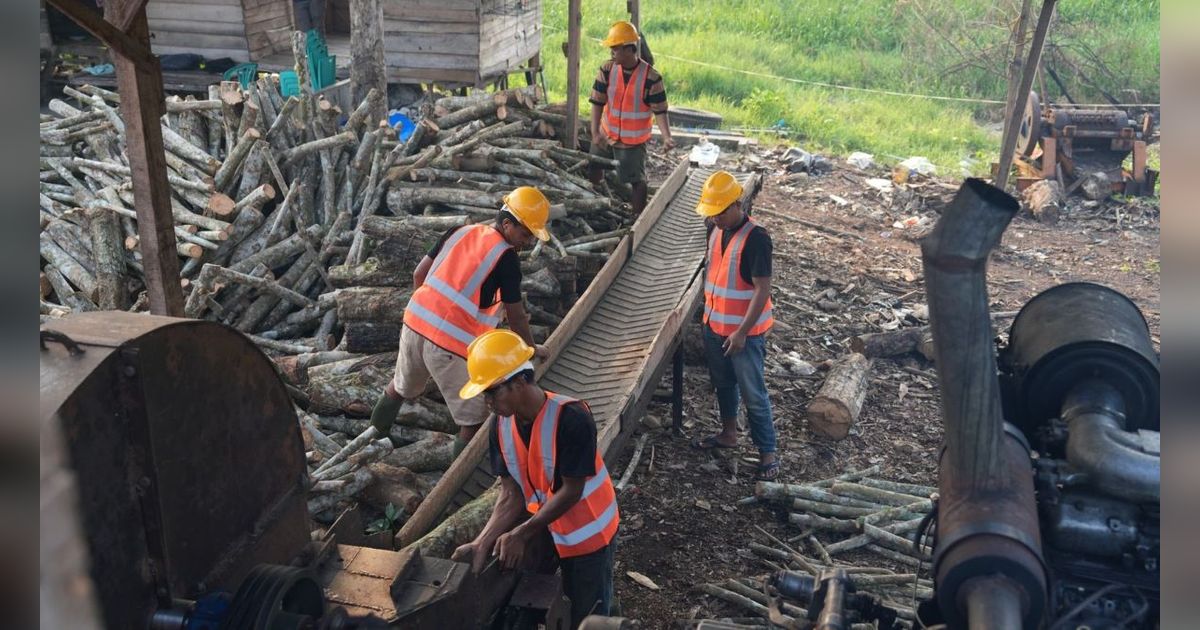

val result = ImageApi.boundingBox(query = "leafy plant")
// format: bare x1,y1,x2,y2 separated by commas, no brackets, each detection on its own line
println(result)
367,503,403,535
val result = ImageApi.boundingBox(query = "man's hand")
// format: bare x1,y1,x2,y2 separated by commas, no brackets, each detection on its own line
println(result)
533,344,550,360
494,528,530,570
451,541,490,575
593,131,609,150
722,330,747,357
660,135,676,151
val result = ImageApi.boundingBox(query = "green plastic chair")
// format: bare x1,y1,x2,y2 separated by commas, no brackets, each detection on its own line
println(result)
222,63,259,89
304,30,336,90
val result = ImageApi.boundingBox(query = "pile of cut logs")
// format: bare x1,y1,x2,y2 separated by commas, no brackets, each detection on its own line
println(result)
696,466,934,627
40,70,633,526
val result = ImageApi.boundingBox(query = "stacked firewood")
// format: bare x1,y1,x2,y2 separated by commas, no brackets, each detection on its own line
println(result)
38,78,630,350
691,466,936,626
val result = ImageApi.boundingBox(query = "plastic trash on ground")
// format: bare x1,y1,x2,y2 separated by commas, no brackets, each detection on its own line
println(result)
689,137,721,166
847,152,875,169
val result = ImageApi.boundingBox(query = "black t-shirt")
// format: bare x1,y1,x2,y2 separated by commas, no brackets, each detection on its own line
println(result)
707,216,772,284
426,226,522,307
490,400,598,491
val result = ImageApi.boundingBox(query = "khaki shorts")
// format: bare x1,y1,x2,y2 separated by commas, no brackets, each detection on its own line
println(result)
392,326,491,427
591,141,647,185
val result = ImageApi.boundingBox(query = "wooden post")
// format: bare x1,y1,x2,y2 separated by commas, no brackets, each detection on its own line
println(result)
564,0,582,150
47,0,184,315
1001,0,1033,127
627,0,641,30
994,0,1058,192
350,0,387,126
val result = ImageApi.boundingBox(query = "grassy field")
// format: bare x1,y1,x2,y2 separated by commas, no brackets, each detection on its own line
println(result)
525,0,1159,175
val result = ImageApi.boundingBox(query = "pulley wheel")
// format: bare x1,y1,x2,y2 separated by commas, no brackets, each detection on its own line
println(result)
1015,91,1042,157
220,564,327,630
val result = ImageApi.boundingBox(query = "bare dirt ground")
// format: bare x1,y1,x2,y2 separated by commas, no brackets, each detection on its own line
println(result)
609,145,1160,628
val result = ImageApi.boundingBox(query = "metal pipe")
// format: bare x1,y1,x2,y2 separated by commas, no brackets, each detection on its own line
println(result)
1063,380,1160,504
921,179,1047,628
963,576,1025,630
921,178,1017,491
816,573,848,630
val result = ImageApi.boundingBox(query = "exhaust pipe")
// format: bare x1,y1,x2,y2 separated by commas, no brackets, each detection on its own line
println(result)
921,179,1047,628
1063,380,1160,504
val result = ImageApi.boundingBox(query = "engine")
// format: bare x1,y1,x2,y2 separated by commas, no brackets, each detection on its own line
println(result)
999,282,1160,628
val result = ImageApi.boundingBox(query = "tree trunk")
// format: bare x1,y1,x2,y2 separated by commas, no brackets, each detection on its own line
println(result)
848,327,928,358
306,363,392,416
84,206,129,310
336,286,412,322
343,321,402,354
1022,179,1063,224
349,0,386,124
407,484,498,558
360,463,427,515
384,433,455,473
806,353,872,440
329,258,410,288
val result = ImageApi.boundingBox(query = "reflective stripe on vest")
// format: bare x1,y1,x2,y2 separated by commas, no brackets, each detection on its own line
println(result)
497,392,619,558
403,225,510,357
602,61,653,145
703,218,775,337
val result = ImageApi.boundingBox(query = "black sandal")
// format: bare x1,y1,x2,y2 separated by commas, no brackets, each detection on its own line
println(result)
755,459,781,481
692,434,737,450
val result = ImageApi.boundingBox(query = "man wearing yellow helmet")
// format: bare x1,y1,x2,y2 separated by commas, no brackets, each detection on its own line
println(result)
588,20,675,215
451,330,618,628
368,187,554,457
691,171,780,481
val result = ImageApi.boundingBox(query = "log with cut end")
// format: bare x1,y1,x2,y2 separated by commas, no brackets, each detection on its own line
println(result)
84,206,128,310
387,187,503,214
407,484,498,558
806,353,872,440
848,328,927,359
1022,179,1063,224
385,433,455,473
360,463,427,515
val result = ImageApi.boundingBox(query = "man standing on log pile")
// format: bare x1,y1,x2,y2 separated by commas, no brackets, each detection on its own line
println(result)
588,20,676,215
368,187,553,458
690,171,780,481
451,330,618,628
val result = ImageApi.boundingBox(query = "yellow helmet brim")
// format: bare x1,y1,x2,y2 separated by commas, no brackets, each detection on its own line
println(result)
532,226,551,242
459,379,492,400
695,201,729,217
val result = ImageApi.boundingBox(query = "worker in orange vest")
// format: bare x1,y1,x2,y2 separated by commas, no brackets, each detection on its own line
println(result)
451,330,619,627
691,171,780,481
368,187,553,457
588,20,675,215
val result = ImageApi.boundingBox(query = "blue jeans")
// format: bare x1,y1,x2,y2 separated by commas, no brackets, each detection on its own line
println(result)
703,326,777,454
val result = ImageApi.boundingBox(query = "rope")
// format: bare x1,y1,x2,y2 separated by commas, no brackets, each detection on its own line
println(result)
544,24,1160,109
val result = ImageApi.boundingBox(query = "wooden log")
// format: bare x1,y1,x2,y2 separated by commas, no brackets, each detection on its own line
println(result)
848,328,928,359
199,263,315,308
1021,179,1062,224
84,206,129,310
806,353,872,440
860,500,932,526
789,498,878,519
824,518,926,556
361,462,427,515
863,522,930,560
788,513,860,533
328,258,410,289
44,219,96,275
435,119,486,147
229,224,323,274
408,484,499,559
314,414,439,446
281,131,357,169
858,478,937,498
384,433,455,473
343,321,402,354
831,482,930,507
40,233,97,300
335,286,412,323
387,187,502,214
235,248,318,332
311,438,395,482
43,264,95,311
307,467,374,515
755,481,881,509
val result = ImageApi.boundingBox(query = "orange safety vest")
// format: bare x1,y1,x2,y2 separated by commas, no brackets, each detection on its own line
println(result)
601,60,654,146
703,218,774,337
403,225,511,358
497,392,619,558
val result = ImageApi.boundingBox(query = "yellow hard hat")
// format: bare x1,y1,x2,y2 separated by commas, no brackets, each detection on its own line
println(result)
695,170,743,216
502,186,551,242
460,329,536,400
601,21,639,48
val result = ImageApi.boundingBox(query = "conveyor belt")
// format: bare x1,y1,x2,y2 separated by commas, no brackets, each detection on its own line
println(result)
397,160,760,544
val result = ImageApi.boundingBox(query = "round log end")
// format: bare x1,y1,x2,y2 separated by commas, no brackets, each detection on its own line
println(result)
807,399,853,441
208,192,237,216
124,235,139,251
260,183,277,200
179,243,204,259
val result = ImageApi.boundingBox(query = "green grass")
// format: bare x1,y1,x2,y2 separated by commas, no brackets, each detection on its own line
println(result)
516,0,1159,175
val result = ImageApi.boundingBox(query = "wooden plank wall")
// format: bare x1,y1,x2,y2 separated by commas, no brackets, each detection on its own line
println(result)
477,0,541,80
382,0,481,85
145,0,291,63
242,0,294,61
147,0,251,61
